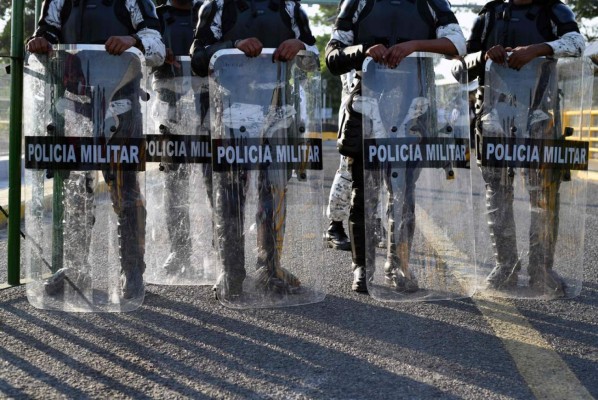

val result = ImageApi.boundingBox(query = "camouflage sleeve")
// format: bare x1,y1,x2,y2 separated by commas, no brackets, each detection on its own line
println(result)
201,0,224,42
190,0,227,77
436,23,466,56
545,2,584,58
285,1,318,55
127,0,166,67
33,0,66,43
135,28,167,67
326,0,369,75
546,31,585,58
427,0,466,56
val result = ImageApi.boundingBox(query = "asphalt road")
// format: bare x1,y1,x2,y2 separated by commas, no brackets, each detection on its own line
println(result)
0,142,597,399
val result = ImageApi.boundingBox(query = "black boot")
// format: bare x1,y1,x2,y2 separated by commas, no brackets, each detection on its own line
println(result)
324,220,351,251
121,263,144,300
484,179,521,290
384,216,419,293
348,155,375,292
113,177,146,300
213,171,247,299
44,267,92,296
352,263,370,292
527,186,565,298
254,169,302,295
213,272,244,300
118,207,146,300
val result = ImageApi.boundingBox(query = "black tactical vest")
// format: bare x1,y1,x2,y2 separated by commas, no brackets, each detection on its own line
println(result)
484,2,557,49
161,7,195,56
221,0,295,48
356,0,435,46
63,0,133,44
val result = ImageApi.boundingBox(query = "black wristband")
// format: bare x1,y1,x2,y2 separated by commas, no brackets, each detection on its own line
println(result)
130,34,142,48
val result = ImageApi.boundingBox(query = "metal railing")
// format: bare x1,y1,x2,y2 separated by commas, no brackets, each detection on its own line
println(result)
0,57,13,288
0,62,10,157
0,0,25,289
563,109,598,159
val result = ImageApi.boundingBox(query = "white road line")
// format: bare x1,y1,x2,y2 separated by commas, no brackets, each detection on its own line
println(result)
417,205,594,400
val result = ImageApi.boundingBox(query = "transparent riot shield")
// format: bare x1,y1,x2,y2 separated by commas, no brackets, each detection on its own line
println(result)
144,57,217,285
209,49,325,308
361,54,476,301
23,45,147,311
473,57,592,299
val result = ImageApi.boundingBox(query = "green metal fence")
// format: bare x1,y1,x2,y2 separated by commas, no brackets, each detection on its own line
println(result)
0,68,9,157
0,63,10,157
0,56,15,289
0,0,25,289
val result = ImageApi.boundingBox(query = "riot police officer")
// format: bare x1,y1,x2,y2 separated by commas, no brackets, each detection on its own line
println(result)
27,0,165,299
326,0,466,292
324,155,352,251
466,0,585,295
190,0,318,298
324,72,355,252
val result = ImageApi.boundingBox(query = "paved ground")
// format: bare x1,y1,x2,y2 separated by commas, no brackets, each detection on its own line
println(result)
1,142,597,399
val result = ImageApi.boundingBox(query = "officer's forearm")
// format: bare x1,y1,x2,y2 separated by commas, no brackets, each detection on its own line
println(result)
408,38,458,56
31,25,61,45
527,43,554,58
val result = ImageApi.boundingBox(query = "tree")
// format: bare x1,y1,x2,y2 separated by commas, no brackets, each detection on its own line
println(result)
312,5,343,126
315,34,342,126
0,0,36,55
565,0,598,41
310,4,339,29
567,0,598,19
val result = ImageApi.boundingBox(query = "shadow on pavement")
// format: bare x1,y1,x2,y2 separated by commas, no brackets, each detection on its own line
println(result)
0,284,535,399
